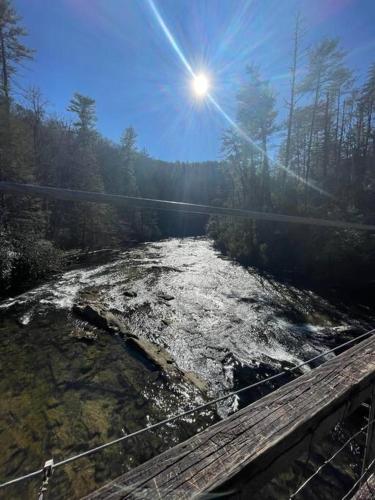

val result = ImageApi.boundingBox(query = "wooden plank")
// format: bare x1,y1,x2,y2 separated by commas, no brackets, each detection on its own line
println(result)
1,181,375,231
84,335,375,500
352,473,375,499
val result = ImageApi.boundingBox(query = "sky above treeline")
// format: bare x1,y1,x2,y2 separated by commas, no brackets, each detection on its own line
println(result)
14,0,375,162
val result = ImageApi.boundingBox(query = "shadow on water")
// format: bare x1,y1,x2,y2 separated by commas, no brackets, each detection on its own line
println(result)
0,237,373,499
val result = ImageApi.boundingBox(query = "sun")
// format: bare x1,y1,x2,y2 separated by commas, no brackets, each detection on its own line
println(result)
192,73,210,97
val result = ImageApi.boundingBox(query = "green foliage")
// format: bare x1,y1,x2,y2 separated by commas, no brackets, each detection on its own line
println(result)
120,126,138,196
210,38,375,288
68,93,96,131
1,0,374,294
14,236,62,279
0,227,14,284
0,3,225,293
0,231,62,293
0,0,33,92
237,65,277,142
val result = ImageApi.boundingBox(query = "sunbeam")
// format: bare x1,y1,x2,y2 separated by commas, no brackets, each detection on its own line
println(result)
146,0,332,197
147,0,194,77
2,3,375,500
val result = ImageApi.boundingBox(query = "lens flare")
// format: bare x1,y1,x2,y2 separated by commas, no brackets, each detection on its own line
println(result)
146,0,332,198
192,74,210,97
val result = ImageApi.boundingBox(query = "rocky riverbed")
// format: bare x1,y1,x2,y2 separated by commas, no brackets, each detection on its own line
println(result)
0,237,373,499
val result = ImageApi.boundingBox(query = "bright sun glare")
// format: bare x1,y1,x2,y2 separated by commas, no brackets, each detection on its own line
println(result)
192,73,210,97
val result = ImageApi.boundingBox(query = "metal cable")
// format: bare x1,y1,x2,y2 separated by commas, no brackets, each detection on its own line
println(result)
341,456,375,500
0,469,43,490
1,181,375,232
0,328,374,490
290,418,375,498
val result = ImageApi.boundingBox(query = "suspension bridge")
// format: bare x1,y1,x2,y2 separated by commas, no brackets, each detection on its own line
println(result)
1,181,375,499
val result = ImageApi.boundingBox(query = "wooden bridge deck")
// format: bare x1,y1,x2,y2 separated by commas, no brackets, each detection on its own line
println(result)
84,334,375,499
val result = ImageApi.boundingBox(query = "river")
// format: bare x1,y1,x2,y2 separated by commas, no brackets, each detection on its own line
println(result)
0,237,373,499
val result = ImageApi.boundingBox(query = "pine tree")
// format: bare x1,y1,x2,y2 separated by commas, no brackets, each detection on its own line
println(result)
120,126,138,196
359,63,375,158
68,93,96,132
300,39,347,192
284,12,304,184
0,0,33,179
237,65,277,209
66,92,112,248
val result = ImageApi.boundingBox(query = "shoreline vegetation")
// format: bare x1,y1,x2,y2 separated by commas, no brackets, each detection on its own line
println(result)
1,1,374,296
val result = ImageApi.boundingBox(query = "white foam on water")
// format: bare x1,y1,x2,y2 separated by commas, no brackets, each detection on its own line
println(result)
0,298,20,309
0,259,129,313
19,309,33,325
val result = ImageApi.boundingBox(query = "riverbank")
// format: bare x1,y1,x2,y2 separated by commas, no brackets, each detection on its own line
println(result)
0,247,124,300
208,218,375,296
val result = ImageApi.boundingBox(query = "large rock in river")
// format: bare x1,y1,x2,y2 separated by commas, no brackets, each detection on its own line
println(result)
72,298,207,393
72,302,129,336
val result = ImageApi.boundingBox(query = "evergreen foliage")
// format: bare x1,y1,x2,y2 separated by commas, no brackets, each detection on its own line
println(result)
209,33,375,288
0,1,374,293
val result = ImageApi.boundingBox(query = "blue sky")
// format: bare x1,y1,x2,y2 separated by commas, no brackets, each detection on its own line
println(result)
14,0,375,162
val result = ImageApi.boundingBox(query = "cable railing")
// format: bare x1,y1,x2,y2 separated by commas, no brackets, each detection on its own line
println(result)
1,181,375,499
1,181,375,232
1,328,375,498
290,418,375,499
342,457,375,500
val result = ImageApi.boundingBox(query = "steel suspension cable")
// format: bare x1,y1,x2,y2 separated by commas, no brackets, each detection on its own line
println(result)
1,181,375,232
0,327,374,490
290,418,375,498
341,457,375,500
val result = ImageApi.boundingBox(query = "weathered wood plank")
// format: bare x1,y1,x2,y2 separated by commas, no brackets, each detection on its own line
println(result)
84,336,375,500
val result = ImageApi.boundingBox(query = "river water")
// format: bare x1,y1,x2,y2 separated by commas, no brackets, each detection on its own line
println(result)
0,237,373,499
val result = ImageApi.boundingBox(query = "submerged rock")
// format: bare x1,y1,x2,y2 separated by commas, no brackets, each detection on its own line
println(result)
70,327,98,343
157,292,174,301
2,237,373,499
183,371,208,393
128,336,207,392
238,297,257,304
17,310,33,326
72,297,206,392
72,302,129,336
314,324,364,349
221,352,297,408
150,265,182,273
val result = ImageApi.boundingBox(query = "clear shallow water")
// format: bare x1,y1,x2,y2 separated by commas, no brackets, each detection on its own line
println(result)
0,237,372,499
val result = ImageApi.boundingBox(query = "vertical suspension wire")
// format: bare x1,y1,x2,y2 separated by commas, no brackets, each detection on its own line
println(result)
341,457,375,500
360,387,375,486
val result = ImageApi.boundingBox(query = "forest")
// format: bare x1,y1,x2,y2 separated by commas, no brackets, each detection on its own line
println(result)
0,0,374,294
209,18,375,289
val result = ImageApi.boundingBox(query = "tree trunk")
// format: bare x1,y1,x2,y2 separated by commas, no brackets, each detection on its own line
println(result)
0,28,10,110
334,89,341,164
284,13,301,186
0,27,11,181
322,91,331,179
306,75,320,185
261,133,271,209
304,73,321,208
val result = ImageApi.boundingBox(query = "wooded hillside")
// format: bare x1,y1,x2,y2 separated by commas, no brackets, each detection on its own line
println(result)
1,1,374,293
209,16,375,288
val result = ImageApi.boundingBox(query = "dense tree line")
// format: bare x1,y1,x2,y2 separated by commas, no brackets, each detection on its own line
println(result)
1,0,374,294
0,0,222,293
209,17,375,289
